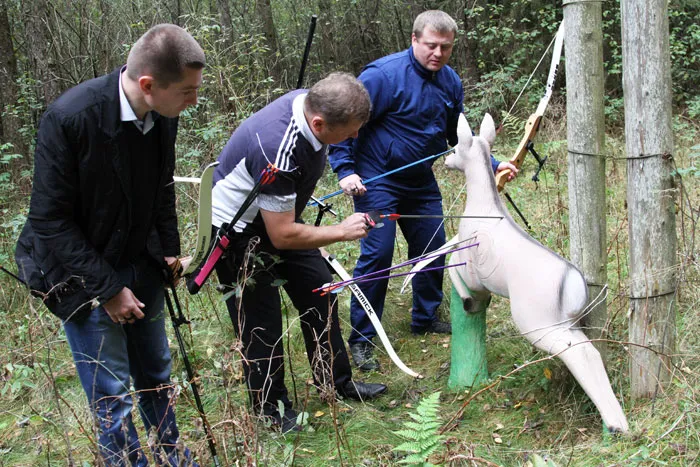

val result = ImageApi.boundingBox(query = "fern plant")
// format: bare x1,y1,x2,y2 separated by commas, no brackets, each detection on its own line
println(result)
392,391,445,466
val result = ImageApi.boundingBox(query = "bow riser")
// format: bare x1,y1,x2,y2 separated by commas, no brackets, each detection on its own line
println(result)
495,113,541,192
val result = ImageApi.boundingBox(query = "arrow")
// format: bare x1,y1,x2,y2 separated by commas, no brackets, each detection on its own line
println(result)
308,148,455,206
313,240,479,294
319,248,422,378
315,261,469,296
379,213,503,221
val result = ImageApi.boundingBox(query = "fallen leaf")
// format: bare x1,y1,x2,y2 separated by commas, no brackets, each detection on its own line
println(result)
543,367,552,380
314,411,325,418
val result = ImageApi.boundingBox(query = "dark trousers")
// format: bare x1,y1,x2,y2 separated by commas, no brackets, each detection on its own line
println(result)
349,186,446,344
215,233,352,415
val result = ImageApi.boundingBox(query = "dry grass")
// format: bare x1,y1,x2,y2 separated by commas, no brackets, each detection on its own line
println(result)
0,113,698,466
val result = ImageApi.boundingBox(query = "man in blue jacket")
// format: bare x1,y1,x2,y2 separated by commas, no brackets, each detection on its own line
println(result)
329,10,516,371
16,24,204,465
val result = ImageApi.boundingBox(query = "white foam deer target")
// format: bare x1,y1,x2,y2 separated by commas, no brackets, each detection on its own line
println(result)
446,113,629,433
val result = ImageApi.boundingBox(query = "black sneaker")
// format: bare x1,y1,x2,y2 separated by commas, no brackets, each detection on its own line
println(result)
411,320,452,335
349,341,380,371
267,408,303,434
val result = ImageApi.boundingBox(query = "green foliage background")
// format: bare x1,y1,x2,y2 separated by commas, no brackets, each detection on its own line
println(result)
0,0,698,465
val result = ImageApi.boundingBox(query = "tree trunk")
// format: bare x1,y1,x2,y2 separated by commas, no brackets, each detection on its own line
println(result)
460,0,481,87
217,0,233,46
24,0,62,105
392,1,409,53
171,0,181,25
621,0,677,398
317,0,337,68
0,0,26,158
563,1,608,359
255,0,281,83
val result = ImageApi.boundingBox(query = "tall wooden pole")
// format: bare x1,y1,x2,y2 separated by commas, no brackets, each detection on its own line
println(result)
563,0,608,359
621,0,677,398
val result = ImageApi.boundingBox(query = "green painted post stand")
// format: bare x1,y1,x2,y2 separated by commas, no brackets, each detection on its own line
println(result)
448,284,489,389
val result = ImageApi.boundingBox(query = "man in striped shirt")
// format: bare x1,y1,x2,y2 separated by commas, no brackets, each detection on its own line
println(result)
212,73,387,433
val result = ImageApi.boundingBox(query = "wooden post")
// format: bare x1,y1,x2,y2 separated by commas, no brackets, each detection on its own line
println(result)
621,0,677,398
448,285,488,389
563,0,608,358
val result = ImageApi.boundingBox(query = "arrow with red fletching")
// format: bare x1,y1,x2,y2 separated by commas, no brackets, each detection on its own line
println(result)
379,213,503,221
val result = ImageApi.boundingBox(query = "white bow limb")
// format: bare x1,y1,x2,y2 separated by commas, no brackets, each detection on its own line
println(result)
173,161,220,274
320,248,421,378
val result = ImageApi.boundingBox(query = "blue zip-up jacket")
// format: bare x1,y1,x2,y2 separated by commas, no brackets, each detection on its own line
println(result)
329,47,499,190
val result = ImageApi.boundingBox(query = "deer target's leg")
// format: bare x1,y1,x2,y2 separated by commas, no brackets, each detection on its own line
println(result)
447,254,486,312
518,320,629,433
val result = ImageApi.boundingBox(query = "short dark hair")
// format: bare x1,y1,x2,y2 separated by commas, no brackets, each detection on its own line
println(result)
413,10,458,39
126,24,205,87
305,72,371,126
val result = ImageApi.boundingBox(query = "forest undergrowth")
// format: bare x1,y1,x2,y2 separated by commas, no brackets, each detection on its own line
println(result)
0,103,698,466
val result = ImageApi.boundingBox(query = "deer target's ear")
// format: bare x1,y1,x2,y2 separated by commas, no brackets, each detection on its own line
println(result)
457,113,472,149
480,113,496,148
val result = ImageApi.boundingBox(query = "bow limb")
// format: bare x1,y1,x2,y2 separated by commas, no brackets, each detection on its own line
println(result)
319,247,421,378
495,22,565,193
174,161,220,275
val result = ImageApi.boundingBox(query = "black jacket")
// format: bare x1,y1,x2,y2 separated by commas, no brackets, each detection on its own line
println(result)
15,68,181,321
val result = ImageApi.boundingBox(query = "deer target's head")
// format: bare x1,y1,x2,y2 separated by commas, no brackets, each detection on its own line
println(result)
445,113,497,172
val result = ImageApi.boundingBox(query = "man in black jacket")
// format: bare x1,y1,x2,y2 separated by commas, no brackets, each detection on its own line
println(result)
16,24,204,466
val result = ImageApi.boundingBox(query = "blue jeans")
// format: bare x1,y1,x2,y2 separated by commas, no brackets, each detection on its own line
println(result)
63,259,195,466
348,185,446,344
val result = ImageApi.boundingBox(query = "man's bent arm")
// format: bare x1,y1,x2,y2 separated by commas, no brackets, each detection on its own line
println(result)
261,209,368,250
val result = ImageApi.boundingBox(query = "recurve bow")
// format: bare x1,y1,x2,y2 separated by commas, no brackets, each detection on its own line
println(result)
496,22,565,194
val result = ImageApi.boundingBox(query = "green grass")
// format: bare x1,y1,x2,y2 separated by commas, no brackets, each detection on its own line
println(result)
0,115,698,466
